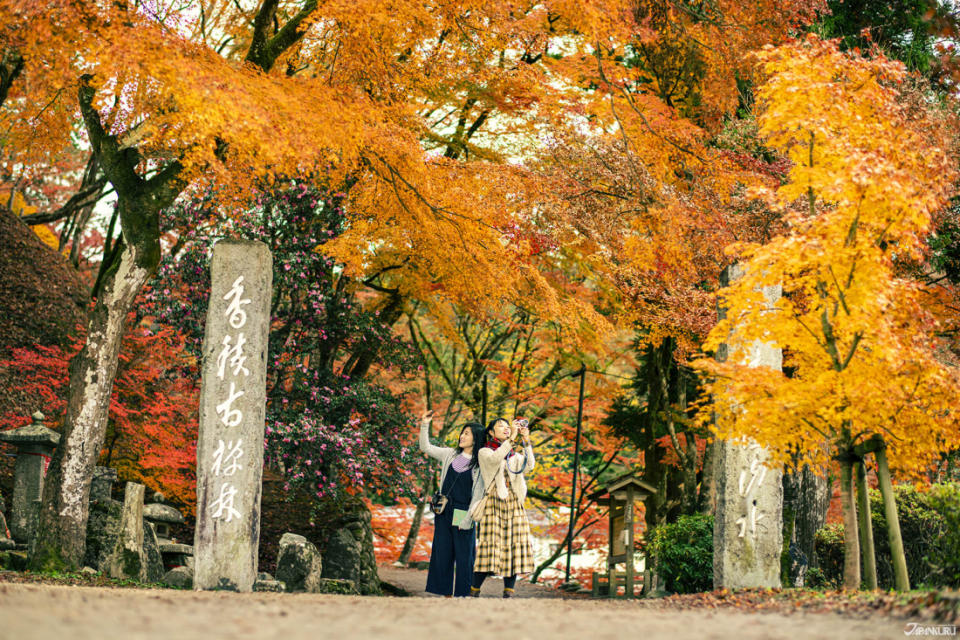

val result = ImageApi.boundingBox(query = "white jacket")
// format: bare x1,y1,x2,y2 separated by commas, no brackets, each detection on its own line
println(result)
477,438,536,503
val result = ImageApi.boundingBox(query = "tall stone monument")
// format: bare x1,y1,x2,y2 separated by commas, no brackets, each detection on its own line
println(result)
194,240,272,591
713,264,784,590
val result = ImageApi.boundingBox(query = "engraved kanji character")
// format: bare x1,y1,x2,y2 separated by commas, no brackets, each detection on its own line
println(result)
216,382,244,427
223,276,251,329
211,439,243,476
216,333,250,380
209,482,241,522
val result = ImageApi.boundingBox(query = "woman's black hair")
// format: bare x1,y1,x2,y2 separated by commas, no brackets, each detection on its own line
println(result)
456,422,486,468
485,416,509,442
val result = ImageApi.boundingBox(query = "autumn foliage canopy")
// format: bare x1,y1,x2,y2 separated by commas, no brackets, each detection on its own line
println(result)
3,0,960,582
695,35,960,475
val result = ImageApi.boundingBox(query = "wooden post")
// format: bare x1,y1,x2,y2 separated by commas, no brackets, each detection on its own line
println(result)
625,485,635,598
856,459,878,589
876,447,910,591
564,366,586,584
607,498,614,596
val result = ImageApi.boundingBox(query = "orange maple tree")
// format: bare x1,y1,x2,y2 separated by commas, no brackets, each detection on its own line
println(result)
3,0,644,570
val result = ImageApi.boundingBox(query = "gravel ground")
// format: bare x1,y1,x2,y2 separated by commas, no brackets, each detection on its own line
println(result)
0,575,920,640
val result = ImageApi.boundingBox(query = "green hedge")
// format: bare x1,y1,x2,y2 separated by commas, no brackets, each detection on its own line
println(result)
926,483,960,586
811,523,845,589
649,513,714,594
813,482,960,589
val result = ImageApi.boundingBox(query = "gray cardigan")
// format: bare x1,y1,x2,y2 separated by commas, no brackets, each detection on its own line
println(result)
419,421,485,530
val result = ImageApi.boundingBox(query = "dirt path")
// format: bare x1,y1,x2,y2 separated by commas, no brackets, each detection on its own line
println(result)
377,564,586,598
0,579,915,640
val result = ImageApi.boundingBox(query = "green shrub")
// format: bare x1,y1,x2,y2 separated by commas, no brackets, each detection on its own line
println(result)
926,482,960,587
813,523,845,589
812,483,960,589
805,566,833,590
649,513,714,594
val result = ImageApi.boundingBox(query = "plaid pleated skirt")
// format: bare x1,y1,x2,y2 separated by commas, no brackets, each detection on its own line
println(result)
474,488,534,575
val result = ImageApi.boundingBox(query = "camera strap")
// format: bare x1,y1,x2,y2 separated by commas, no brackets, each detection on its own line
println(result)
438,454,467,499
506,449,527,474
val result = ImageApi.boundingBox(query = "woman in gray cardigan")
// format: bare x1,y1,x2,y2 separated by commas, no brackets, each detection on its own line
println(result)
418,410,486,596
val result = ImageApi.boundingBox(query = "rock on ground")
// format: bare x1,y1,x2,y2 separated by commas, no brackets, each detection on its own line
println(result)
275,533,323,593
162,567,193,590
83,498,123,571
142,522,165,583
321,506,380,595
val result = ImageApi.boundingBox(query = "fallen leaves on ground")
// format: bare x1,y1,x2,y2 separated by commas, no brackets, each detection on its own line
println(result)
643,587,960,625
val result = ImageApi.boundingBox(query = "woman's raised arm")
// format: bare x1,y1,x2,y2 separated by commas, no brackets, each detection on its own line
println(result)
418,410,452,461
478,437,512,465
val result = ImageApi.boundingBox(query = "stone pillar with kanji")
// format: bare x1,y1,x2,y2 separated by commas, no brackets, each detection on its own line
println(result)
713,263,784,590
193,240,272,592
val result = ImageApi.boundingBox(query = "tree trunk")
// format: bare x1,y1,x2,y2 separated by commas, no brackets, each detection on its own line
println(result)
677,371,697,516
781,468,801,585
839,458,861,590
796,465,828,568
397,474,434,566
876,447,910,591
29,241,157,570
855,459,878,590
29,78,179,571
698,438,715,515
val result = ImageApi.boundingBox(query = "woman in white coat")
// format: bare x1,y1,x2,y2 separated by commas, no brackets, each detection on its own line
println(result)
470,416,535,597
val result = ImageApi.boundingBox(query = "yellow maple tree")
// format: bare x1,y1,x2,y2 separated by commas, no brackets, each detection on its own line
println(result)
695,35,960,590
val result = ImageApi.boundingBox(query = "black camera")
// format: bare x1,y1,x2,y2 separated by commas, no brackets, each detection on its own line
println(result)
429,492,448,515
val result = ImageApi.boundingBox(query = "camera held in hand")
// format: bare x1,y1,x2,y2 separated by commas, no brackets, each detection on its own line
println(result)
513,418,529,444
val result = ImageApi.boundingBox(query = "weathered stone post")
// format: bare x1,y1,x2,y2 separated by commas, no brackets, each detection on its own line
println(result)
0,411,60,543
90,467,118,503
713,264,784,590
106,482,146,580
194,240,272,592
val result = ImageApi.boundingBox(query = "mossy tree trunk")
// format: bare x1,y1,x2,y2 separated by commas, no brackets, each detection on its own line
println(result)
839,456,861,590
796,465,829,569
29,78,184,571
876,445,910,591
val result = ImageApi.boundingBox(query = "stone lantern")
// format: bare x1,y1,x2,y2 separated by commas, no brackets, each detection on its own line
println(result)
0,411,59,543
143,492,192,570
